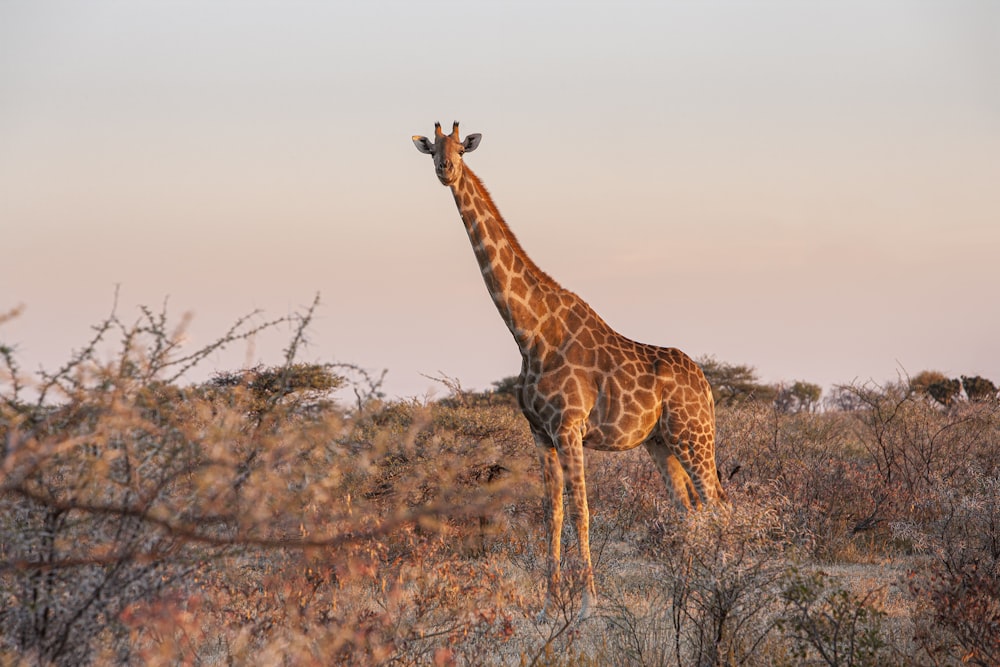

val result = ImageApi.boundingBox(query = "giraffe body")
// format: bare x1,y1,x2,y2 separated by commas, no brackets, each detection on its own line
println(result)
413,122,726,619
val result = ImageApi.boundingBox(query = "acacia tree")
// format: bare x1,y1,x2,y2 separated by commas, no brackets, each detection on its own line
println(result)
774,381,823,414
961,375,997,403
697,356,776,406
825,385,868,412
910,370,950,397
927,378,962,408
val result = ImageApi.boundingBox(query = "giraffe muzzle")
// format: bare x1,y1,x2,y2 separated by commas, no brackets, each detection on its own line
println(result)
435,161,456,184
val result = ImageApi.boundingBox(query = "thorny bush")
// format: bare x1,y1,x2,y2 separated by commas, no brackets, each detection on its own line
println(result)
3,299,1000,665
0,299,530,665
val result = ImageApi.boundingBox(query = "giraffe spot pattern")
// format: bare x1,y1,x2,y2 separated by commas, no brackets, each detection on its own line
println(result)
416,125,726,617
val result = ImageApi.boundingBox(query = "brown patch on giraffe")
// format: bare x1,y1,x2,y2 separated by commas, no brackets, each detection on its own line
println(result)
498,244,514,267
543,291,561,313
563,345,594,368
490,265,509,287
563,308,585,332
571,366,592,386
562,374,582,400
509,274,529,298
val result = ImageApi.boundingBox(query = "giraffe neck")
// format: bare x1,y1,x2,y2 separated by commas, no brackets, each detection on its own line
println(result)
449,167,563,350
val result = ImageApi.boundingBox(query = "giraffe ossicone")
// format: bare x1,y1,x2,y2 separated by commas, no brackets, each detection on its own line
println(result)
412,121,728,620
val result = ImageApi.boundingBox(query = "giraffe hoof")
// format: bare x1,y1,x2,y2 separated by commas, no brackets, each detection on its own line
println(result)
536,594,555,623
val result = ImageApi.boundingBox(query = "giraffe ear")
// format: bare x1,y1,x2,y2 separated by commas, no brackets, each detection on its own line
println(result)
463,133,482,153
412,136,434,154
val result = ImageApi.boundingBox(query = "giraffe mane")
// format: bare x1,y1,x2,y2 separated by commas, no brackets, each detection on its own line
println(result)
462,166,563,293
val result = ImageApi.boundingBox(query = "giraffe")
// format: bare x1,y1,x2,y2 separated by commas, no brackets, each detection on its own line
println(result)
412,122,727,619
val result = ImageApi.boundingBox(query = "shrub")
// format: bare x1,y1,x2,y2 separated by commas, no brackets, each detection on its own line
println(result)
901,467,1000,666
0,299,531,664
5,297,1000,664
836,382,1000,537
779,568,896,667
600,503,795,666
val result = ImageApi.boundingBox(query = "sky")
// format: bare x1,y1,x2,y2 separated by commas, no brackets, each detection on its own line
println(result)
2,1,998,402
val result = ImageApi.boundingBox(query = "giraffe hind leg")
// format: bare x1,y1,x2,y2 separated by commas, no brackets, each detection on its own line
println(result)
644,438,701,512
659,413,722,508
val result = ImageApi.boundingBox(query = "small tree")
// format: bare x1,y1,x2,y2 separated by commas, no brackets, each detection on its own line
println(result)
697,356,776,406
910,370,949,397
961,375,997,403
927,378,962,408
775,381,823,414
780,569,895,666
488,375,520,406
209,363,344,420
825,385,868,412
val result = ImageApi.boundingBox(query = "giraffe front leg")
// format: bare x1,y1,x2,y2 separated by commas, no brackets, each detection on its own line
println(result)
559,428,596,620
536,439,564,620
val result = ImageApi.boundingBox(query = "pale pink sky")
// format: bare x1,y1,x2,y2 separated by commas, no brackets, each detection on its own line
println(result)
2,1,998,401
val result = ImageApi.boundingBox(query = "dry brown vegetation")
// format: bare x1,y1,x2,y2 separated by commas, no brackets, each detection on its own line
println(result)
2,302,998,666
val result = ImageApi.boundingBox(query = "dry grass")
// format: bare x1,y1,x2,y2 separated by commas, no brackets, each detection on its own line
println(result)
2,303,998,665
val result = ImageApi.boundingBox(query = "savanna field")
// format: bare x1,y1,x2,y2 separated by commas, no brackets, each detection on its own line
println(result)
1,302,998,666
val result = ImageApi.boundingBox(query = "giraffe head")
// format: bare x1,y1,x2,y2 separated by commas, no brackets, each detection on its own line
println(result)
412,121,482,186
